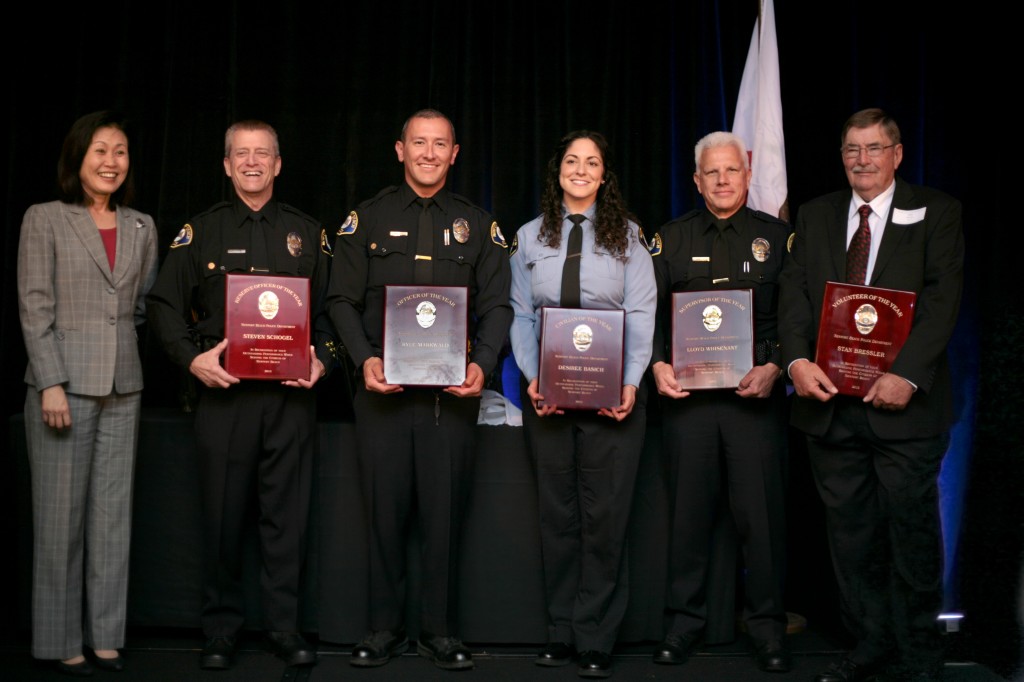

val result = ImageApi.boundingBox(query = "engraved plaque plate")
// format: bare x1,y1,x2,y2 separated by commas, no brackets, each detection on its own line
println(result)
383,285,468,386
538,307,624,410
814,282,917,396
224,274,311,380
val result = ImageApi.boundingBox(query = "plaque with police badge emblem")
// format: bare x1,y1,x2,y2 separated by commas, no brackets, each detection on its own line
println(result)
224,274,311,380
383,285,469,386
538,307,624,410
671,289,754,389
815,282,917,396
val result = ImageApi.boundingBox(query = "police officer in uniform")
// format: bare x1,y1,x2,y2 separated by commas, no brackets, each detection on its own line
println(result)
326,109,512,671
649,132,792,673
147,120,336,671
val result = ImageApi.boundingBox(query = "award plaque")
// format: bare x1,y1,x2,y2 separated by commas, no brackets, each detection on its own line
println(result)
383,285,468,386
671,289,754,389
814,282,917,396
224,274,311,380
538,307,624,410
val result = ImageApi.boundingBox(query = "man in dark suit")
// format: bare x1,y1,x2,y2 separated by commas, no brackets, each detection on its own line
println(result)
779,108,964,682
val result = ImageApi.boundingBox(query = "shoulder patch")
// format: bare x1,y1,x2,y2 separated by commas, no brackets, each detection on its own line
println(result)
170,224,193,248
648,232,663,257
509,233,519,257
490,221,507,248
320,228,333,256
637,227,649,250
787,232,795,253
338,211,358,236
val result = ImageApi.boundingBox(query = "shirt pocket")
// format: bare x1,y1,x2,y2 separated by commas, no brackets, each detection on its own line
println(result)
593,246,625,284
528,249,564,287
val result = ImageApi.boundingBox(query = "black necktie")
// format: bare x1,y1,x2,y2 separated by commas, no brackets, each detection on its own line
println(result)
414,198,434,284
711,220,731,285
560,213,585,308
847,205,872,285
249,212,269,272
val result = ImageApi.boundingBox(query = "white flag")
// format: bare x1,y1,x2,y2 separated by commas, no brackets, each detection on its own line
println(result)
732,0,788,221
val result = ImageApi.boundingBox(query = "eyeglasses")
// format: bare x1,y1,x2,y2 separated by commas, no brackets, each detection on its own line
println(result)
841,144,896,159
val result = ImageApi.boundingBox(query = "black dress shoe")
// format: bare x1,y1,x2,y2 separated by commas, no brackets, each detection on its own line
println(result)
55,659,94,677
266,631,316,666
815,657,885,682
755,641,792,673
535,642,576,667
652,632,698,665
200,636,236,670
417,632,474,670
91,652,125,672
350,629,409,667
577,650,612,679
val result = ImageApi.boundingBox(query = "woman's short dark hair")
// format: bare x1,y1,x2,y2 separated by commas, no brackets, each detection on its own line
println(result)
57,110,134,208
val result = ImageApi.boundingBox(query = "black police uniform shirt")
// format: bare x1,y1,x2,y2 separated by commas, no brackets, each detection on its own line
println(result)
650,206,790,368
328,183,512,377
147,196,337,372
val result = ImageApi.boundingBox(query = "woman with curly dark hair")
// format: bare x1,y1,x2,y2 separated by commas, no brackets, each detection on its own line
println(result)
509,130,656,678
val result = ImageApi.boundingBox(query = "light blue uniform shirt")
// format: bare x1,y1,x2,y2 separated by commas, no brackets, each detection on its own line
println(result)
509,205,656,388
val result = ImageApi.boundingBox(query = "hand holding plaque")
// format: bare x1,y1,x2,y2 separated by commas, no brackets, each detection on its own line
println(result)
814,282,917,397
224,274,311,380
538,307,624,410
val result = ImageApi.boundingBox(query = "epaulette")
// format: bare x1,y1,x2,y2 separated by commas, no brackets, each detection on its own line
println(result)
748,208,790,227
447,192,486,210
675,208,704,222
359,185,401,209
279,202,319,225
190,200,233,221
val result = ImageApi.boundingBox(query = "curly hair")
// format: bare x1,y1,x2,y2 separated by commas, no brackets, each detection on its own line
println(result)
538,130,633,258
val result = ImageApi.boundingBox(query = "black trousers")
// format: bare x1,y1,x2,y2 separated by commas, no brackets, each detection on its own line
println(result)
521,378,646,653
805,398,946,674
194,382,315,637
661,384,789,644
353,384,479,636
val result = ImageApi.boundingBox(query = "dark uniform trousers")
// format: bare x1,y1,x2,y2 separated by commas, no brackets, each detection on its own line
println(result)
354,383,480,636
662,382,788,643
194,381,315,637
521,377,647,653
806,397,946,672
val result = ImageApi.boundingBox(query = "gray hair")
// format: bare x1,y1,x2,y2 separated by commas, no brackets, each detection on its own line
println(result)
224,119,280,157
694,131,749,170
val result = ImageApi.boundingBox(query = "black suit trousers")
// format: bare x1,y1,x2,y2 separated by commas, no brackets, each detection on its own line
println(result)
521,377,646,653
194,383,316,637
805,397,946,671
661,384,789,644
353,384,479,637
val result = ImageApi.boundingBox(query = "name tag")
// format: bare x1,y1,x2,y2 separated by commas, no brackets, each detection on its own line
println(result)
390,231,408,237
227,249,246,254
692,256,710,262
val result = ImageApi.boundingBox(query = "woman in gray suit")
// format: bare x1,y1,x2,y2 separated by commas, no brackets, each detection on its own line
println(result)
17,111,158,676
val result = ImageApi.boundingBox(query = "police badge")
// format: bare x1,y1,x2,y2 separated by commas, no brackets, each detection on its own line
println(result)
452,218,470,244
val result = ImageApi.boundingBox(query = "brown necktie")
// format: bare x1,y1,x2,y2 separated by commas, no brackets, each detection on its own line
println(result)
560,214,585,308
414,198,433,284
846,204,872,285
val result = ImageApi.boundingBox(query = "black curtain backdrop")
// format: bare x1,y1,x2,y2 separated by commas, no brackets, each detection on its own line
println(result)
2,0,1019,676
